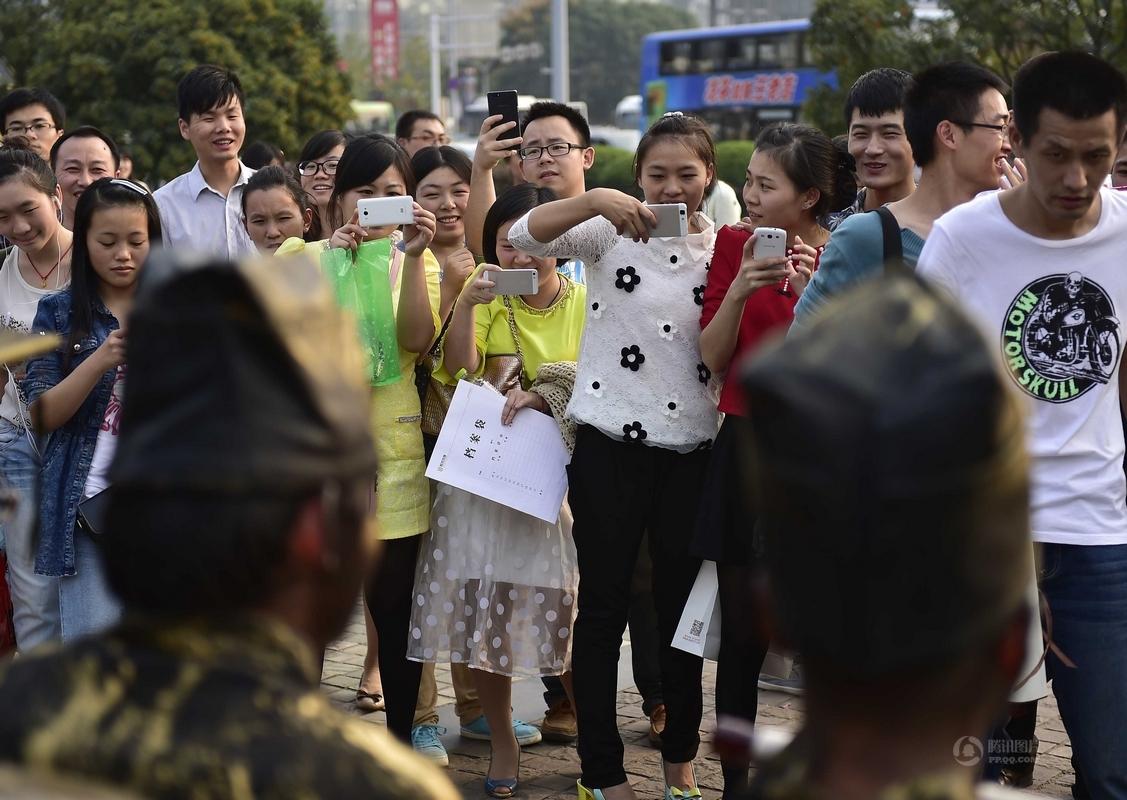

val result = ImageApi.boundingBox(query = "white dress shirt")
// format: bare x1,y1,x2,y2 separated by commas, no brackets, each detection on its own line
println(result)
154,161,256,258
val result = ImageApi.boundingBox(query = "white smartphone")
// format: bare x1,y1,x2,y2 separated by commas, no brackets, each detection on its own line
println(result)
646,203,688,237
489,268,538,296
752,227,787,259
357,196,414,227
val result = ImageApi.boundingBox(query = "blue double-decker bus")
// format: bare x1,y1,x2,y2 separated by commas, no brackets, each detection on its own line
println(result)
640,20,836,139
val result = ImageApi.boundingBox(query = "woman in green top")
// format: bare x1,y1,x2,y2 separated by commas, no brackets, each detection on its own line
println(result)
408,186,586,798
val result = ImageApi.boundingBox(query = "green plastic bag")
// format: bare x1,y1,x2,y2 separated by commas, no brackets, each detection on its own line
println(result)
320,239,402,387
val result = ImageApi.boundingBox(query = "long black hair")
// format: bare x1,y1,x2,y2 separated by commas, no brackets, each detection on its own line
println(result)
66,178,162,358
483,184,558,266
0,136,58,197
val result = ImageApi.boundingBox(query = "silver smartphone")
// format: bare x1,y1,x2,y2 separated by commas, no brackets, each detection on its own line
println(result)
646,203,688,237
489,268,539,295
752,227,787,259
357,196,414,227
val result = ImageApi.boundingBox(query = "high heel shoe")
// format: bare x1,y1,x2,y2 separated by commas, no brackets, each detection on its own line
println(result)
485,749,520,798
664,763,702,800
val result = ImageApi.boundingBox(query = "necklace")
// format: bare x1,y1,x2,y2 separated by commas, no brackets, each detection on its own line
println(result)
548,275,565,306
24,234,72,288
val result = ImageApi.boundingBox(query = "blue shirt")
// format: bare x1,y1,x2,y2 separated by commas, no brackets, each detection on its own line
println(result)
793,209,926,327
23,290,120,577
558,257,585,284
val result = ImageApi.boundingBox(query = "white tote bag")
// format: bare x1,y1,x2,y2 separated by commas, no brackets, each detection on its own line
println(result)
672,560,722,660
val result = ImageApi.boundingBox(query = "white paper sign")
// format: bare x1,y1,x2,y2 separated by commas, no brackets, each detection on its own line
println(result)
425,381,570,523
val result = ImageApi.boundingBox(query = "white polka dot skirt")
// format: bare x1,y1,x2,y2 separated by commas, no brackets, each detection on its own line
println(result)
406,483,579,677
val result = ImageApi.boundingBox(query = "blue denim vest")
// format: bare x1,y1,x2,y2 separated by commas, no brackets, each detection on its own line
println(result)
22,290,119,577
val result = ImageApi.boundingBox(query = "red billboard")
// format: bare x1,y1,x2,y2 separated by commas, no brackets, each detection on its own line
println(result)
370,0,399,81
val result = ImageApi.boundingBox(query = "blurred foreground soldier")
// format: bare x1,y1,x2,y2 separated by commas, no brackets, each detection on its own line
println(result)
0,252,457,800
739,275,1034,800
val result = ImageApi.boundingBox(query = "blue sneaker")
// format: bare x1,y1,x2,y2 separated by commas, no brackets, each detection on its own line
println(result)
411,724,449,767
461,715,543,746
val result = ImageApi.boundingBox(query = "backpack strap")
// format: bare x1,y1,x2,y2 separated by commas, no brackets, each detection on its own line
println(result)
875,206,907,275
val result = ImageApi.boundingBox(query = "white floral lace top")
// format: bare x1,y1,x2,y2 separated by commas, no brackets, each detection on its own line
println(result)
509,212,721,452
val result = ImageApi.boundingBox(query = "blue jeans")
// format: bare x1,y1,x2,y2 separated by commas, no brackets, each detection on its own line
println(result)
1041,543,1127,799
58,527,120,642
0,419,60,650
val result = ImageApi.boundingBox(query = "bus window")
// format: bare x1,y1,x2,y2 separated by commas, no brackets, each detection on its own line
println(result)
727,36,757,71
757,34,800,69
698,38,726,72
661,40,694,75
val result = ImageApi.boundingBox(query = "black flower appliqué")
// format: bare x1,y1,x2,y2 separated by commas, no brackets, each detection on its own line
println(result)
697,362,712,383
621,345,645,371
615,266,641,293
693,284,706,306
623,421,648,442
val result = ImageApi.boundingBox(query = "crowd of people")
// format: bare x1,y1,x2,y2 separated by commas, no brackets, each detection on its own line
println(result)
0,45,1125,800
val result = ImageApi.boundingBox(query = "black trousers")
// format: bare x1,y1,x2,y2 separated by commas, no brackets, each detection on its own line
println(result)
569,426,707,788
629,539,664,716
716,563,768,797
364,534,423,744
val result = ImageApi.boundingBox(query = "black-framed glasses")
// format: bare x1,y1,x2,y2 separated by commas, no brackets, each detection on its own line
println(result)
953,120,1009,137
519,142,584,161
297,158,340,176
4,121,56,136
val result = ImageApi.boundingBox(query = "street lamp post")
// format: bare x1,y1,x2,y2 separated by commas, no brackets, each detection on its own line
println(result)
550,0,569,103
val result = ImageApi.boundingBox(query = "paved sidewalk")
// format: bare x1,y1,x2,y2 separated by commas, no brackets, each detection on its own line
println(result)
323,607,1075,799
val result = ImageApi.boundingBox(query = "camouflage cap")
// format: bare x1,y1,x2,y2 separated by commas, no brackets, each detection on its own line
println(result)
740,274,1031,678
110,250,377,492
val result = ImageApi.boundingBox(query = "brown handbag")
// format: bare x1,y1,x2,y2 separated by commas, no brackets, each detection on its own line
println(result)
420,297,525,437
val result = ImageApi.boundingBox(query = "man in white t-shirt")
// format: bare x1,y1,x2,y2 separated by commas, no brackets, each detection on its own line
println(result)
154,65,255,258
917,51,1127,798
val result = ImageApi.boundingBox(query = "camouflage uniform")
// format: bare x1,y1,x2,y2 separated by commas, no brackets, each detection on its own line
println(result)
0,614,458,799
746,734,1032,800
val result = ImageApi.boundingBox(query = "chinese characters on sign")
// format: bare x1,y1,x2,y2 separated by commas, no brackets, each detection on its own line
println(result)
702,73,799,106
426,382,570,523
370,0,399,81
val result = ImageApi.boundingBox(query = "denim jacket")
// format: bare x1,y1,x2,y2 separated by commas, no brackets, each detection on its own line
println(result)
23,290,119,577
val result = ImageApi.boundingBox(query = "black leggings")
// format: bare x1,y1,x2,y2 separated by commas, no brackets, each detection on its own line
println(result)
364,534,423,743
716,562,768,798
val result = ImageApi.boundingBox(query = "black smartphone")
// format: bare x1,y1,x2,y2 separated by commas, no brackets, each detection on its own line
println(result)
487,90,520,136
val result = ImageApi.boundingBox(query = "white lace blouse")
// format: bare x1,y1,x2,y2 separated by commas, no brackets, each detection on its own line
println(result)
508,212,721,452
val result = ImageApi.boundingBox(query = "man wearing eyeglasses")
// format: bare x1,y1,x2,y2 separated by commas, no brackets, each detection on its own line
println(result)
466,101,595,285
795,62,1015,326
0,88,65,161
395,110,450,157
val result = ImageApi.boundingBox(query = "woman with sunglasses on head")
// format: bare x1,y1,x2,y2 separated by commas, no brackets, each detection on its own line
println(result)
296,130,347,242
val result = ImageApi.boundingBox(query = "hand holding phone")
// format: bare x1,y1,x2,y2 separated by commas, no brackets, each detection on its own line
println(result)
357,196,415,228
490,268,538,296
645,203,688,237
487,91,520,155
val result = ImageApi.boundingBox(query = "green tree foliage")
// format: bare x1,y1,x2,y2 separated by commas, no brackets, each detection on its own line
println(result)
0,0,50,87
805,0,1127,136
372,36,433,113
942,0,1127,81
489,0,697,125
804,0,969,136
21,0,353,183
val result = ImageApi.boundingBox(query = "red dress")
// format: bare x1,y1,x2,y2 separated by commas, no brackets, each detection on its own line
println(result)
700,225,820,416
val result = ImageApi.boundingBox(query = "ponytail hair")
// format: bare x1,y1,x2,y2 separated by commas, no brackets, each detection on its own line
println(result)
755,123,858,219
0,136,58,197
